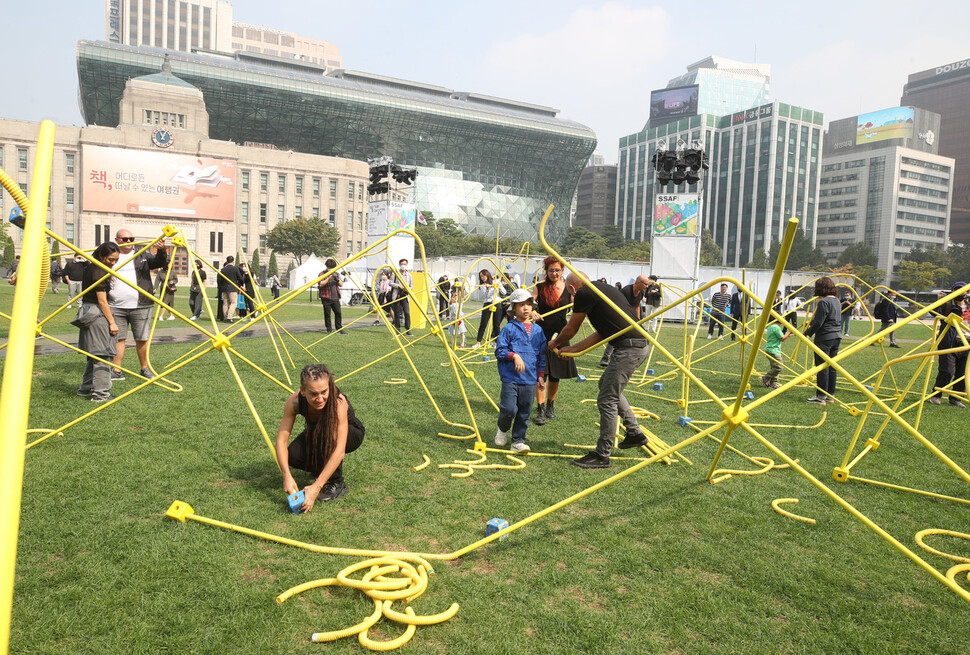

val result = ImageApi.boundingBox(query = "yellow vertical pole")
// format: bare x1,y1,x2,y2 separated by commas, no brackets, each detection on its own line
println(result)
0,120,55,655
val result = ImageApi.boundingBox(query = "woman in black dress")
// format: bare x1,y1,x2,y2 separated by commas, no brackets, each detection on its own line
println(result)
531,255,578,424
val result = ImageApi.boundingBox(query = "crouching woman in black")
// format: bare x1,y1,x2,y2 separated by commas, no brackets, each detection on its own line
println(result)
275,363,364,512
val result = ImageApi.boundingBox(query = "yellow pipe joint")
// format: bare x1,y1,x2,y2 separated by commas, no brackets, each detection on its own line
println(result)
211,334,231,352
721,406,749,427
165,500,195,522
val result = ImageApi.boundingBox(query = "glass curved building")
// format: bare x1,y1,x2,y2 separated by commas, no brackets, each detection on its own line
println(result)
77,40,596,242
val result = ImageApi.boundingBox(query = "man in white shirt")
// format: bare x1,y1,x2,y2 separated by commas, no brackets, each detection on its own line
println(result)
110,229,167,380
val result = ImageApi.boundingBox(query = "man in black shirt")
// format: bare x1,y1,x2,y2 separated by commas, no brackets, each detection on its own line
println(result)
599,274,649,367
63,253,87,308
550,273,649,468
928,282,968,407
708,283,731,339
220,256,245,322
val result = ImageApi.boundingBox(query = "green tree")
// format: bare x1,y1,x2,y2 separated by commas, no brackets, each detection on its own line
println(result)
743,247,769,269
700,229,723,266
250,248,260,276
264,216,340,265
769,230,826,270
837,242,878,268
853,265,886,290
50,239,61,265
268,251,279,277
561,226,607,257
940,243,970,284
1,233,14,270
610,241,651,262
896,260,950,296
599,225,626,250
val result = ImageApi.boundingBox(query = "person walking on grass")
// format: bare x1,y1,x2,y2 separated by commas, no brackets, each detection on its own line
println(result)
532,256,577,425
803,276,842,405
158,273,178,320
494,289,546,454
707,283,731,339
550,273,649,469
110,229,167,381
874,290,900,348
317,257,343,333
840,292,854,337
927,282,968,408
75,242,120,403
760,316,791,390
275,363,366,512
188,260,207,320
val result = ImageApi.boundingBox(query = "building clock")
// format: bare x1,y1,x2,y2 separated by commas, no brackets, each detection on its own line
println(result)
151,128,174,148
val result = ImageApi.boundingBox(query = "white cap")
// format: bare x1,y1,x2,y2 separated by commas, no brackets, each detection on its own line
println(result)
508,288,533,305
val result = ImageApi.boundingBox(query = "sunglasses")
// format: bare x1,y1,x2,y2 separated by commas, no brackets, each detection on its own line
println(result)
117,237,135,243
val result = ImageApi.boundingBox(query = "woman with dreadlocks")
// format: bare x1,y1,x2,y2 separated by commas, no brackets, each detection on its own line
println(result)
275,363,365,512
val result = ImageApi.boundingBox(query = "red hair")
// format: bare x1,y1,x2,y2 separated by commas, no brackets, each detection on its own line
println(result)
538,256,565,308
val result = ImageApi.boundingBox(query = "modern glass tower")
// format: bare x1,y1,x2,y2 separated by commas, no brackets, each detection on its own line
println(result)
76,40,596,243
661,56,771,124
617,102,824,267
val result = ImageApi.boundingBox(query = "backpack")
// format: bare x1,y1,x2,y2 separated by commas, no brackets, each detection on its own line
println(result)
873,300,885,321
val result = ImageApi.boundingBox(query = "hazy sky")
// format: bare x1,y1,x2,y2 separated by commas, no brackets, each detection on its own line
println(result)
4,1,969,164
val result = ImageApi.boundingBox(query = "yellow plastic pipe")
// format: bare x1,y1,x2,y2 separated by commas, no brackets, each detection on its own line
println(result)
0,120,55,655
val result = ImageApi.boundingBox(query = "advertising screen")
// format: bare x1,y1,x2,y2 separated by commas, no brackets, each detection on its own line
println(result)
856,107,915,145
654,194,699,235
82,145,236,220
368,201,415,236
649,85,699,122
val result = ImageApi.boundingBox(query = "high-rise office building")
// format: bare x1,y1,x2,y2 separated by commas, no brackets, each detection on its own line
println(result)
654,56,771,127
104,0,342,70
819,107,953,280
574,165,617,235
618,56,821,267
900,57,970,244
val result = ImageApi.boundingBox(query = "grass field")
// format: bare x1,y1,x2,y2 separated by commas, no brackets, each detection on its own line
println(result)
4,289,970,654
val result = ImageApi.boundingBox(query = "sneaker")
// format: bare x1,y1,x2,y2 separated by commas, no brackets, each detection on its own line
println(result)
760,375,771,389
599,359,609,367
707,334,713,340
949,398,966,408
405,331,414,337
570,452,610,469
319,480,349,502
533,406,546,426
806,396,827,405
510,442,531,454
770,383,781,390
928,396,942,405
372,320,382,326
77,389,92,397
141,367,156,379
472,343,482,349
91,394,117,403
494,429,508,447
889,343,901,348
110,370,125,381
617,432,648,449
167,316,176,321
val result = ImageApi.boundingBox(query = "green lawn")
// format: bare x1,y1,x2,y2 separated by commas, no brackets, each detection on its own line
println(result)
4,305,970,654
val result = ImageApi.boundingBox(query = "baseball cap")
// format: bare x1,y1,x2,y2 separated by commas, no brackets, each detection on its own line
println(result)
508,288,533,305
952,281,967,291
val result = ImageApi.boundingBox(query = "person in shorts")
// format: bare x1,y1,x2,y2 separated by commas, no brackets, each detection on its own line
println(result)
110,229,167,381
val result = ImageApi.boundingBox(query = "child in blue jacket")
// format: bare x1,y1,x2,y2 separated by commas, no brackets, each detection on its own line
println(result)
494,289,546,453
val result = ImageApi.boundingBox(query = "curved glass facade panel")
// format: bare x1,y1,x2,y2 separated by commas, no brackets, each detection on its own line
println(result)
76,41,596,242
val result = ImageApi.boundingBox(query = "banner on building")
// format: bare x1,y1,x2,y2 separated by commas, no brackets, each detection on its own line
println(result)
654,194,699,235
82,145,236,221
367,201,415,236
856,107,915,145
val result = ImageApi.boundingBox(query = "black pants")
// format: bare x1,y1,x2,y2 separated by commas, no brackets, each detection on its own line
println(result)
287,419,365,484
393,298,411,331
932,351,968,399
320,297,342,332
813,336,841,398
189,289,204,317
476,303,503,343
782,311,798,334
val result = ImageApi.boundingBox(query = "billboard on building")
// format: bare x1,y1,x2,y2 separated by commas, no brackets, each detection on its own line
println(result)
82,145,236,220
649,85,699,122
367,201,415,236
654,194,698,235
856,107,915,145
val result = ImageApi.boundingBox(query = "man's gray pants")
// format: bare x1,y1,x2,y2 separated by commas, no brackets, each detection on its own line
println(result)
596,339,649,458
